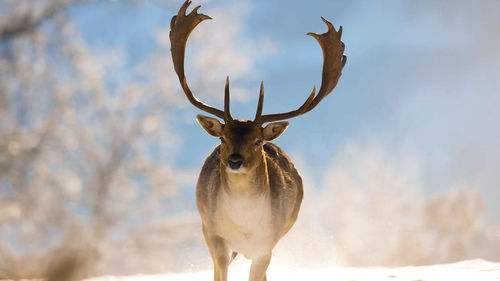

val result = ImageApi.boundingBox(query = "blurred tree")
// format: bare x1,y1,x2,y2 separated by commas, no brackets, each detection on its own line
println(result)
425,188,484,263
0,0,187,277
316,144,499,266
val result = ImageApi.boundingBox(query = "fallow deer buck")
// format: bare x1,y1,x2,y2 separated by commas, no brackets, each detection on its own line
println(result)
170,1,346,280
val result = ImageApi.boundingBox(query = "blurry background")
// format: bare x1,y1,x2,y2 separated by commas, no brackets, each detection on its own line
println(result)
1,0,499,278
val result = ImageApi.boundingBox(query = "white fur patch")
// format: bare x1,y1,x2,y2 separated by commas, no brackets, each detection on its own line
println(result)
225,166,249,174
215,179,274,260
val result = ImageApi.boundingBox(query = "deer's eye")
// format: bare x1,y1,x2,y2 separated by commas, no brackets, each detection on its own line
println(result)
220,137,226,144
254,140,263,146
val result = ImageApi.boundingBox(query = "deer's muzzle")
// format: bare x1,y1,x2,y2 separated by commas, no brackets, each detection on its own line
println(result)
228,153,243,170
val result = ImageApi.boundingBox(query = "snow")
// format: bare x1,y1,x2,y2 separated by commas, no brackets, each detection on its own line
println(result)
85,259,500,281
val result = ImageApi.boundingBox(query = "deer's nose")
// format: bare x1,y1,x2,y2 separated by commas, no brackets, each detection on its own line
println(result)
228,153,243,170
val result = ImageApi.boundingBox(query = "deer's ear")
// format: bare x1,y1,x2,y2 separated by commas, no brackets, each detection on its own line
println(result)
263,121,289,141
196,115,224,137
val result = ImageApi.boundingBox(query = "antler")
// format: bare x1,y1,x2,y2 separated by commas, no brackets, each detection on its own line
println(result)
170,1,232,121
255,17,347,124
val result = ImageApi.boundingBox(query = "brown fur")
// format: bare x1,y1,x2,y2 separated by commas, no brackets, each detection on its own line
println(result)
197,143,303,232
196,140,303,281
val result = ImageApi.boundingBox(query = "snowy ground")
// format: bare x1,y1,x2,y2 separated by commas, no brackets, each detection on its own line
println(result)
86,259,500,281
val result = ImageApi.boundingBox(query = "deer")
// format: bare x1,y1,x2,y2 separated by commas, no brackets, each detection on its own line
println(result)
169,1,346,280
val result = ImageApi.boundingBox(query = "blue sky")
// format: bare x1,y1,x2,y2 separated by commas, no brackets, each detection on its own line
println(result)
68,0,500,222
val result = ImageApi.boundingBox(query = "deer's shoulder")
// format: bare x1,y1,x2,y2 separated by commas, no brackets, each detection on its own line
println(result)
263,142,302,189
199,145,221,179
196,145,222,214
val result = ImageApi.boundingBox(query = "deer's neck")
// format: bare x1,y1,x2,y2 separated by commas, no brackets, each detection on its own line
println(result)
221,158,269,196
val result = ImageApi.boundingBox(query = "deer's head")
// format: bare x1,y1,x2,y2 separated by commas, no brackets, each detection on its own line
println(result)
170,1,346,173
197,115,288,173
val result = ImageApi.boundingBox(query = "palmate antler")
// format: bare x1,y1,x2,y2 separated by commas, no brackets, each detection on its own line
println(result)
170,1,346,124
255,17,347,124
169,0,232,121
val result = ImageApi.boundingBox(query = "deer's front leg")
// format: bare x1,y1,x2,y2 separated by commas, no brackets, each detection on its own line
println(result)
203,226,230,281
249,253,272,281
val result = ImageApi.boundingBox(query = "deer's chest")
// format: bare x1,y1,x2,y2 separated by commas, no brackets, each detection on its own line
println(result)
215,190,274,259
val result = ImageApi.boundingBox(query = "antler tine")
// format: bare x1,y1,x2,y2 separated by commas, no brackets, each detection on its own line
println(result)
170,1,227,120
224,76,233,121
253,81,265,123
259,17,346,123
258,88,316,123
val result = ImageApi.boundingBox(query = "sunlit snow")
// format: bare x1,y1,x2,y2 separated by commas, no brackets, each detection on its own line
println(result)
85,260,500,281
